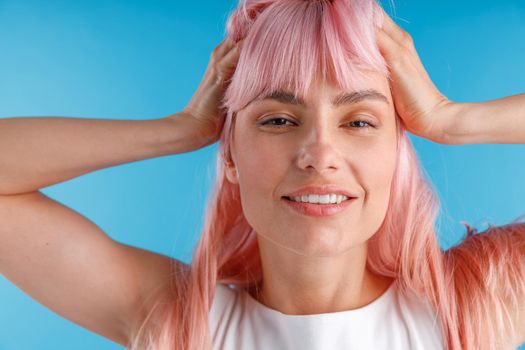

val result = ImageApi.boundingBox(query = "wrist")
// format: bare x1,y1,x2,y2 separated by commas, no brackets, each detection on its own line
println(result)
439,102,472,145
162,113,215,154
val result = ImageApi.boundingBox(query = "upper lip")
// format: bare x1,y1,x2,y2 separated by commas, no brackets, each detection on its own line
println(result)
282,185,358,199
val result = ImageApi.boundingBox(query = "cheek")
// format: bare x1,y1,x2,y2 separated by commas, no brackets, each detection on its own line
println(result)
236,137,286,211
236,137,285,191
360,140,397,234
369,143,396,188
234,127,292,191
233,135,289,227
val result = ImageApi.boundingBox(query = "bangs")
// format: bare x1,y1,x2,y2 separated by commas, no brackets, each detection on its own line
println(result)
223,0,389,113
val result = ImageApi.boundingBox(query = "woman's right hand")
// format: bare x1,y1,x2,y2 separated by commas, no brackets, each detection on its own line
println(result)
173,36,244,151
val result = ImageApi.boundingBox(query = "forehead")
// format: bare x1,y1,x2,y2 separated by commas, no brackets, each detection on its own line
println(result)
253,88,389,109
249,73,391,109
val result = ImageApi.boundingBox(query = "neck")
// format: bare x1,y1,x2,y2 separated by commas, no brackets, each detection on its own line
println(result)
251,237,395,315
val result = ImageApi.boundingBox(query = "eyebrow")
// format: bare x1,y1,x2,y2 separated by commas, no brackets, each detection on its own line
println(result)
253,89,389,107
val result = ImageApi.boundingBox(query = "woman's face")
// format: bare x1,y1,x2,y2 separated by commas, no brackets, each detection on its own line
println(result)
226,72,398,257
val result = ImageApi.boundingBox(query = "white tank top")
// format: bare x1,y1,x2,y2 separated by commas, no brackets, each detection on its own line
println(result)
209,279,444,349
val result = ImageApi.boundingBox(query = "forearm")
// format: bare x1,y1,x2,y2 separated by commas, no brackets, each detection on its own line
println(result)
0,114,196,195
448,93,525,145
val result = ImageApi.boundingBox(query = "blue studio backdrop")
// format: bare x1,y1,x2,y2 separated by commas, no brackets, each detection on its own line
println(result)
0,0,524,349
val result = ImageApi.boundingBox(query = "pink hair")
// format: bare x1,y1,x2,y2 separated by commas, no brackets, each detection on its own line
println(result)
129,1,525,349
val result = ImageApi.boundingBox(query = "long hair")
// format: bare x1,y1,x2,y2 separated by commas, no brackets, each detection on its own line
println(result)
129,1,525,349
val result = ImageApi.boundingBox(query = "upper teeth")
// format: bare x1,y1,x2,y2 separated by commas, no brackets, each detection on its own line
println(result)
289,194,349,204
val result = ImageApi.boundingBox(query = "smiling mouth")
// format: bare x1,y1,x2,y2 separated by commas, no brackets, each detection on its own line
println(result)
281,196,354,203
280,195,356,217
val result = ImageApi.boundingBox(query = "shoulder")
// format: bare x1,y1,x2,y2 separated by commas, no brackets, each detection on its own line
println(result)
211,283,239,307
209,283,241,333
394,283,445,348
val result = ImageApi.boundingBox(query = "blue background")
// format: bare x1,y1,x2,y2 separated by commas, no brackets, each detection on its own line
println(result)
0,0,524,349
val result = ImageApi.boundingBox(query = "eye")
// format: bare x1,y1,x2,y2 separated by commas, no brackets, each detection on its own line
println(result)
346,120,376,129
259,116,296,128
258,116,376,129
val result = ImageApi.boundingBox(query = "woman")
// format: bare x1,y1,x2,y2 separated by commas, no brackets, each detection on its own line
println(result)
1,0,524,349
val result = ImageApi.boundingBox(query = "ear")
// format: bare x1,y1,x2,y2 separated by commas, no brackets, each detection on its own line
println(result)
225,114,239,184
224,159,239,184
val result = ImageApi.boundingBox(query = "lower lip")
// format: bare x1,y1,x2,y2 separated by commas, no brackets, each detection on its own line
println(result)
281,197,356,217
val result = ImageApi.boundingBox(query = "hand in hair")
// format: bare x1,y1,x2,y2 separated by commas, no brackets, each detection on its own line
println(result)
176,37,244,150
375,12,455,144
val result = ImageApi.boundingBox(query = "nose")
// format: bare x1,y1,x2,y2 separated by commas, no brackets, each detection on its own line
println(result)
295,127,342,174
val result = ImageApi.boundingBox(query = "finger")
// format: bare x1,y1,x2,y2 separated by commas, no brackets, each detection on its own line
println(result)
237,38,246,50
378,9,404,41
377,24,431,86
220,43,242,71
223,41,243,65
375,25,404,63
377,8,413,49
213,36,236,59
215,41,243,84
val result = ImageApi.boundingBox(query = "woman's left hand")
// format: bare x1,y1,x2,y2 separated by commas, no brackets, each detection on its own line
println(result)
375,10,457,144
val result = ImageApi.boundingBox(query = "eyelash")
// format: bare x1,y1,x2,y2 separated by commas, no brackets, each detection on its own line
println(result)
259,117,376,129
